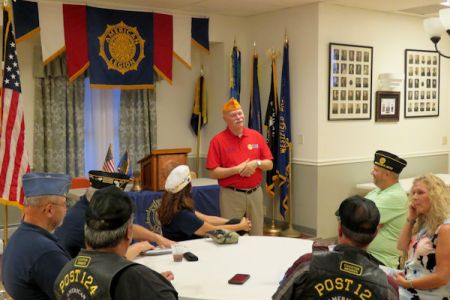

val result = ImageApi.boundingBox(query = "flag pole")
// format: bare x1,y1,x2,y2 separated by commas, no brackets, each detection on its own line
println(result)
3,205,8,245
195,67,204,176
282,143,301,237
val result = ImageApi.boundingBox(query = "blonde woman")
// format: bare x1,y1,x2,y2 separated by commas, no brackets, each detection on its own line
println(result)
395,174,450,299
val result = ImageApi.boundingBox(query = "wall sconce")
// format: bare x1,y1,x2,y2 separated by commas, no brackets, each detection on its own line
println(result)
423,8,450,58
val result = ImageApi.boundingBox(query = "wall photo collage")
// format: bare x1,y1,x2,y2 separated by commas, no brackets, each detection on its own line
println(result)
328,44,440,121
328,43,373,120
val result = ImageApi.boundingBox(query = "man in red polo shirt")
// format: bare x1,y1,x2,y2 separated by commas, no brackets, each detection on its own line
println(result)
206,98,273,235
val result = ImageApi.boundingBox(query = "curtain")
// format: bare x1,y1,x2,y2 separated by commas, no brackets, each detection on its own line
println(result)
119,89,157,172
84,85,120,174
33,47,85,176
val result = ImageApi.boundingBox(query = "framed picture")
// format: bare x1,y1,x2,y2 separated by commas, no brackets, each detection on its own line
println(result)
404,49,440,118
328,43,373,120
375,91,400,122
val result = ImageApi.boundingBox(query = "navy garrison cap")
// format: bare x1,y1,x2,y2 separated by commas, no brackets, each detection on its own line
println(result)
22,172,71,197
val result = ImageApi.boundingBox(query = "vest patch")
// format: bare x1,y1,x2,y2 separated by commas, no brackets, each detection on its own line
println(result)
74,256,91,268
340,260,363,276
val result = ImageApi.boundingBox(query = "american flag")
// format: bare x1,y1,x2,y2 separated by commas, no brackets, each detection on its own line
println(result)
0,6,30,207
102,144,115,173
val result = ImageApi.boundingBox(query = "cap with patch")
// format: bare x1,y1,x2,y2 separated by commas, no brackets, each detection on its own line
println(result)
165,165,192,194
22,172,71,197
373,150,407,174
88,170,130,190
223,97,241,113
335,196,380,235
86,186,134,231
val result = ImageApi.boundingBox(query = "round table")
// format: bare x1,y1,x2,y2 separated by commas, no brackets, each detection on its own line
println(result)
135,236,313,300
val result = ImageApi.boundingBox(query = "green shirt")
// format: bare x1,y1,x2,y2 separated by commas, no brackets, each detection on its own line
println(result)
366,182,408,268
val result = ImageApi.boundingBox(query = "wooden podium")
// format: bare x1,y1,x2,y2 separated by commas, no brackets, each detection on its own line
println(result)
138,148,191,191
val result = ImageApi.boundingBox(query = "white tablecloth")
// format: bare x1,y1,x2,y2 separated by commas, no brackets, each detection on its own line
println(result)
355,173,450,195
135,236,313,300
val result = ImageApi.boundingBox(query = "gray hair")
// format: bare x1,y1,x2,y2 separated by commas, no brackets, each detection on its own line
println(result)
23,195,61,206
84,214,134,249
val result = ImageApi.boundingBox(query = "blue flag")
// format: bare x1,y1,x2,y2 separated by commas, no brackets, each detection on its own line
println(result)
248,54,262,133
229,46,241,101
264,58,279,199
277,41,292,219
117,150,133,177
12,0,39,43
87,7,154,89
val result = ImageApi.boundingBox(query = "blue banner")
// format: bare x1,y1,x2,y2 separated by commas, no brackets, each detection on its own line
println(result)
87,7,154,89
277,42,291,219
248,55,262,133
12,0,39,43
191,18,209,52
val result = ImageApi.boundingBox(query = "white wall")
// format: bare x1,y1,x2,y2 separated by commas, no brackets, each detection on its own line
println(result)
318,4,450,163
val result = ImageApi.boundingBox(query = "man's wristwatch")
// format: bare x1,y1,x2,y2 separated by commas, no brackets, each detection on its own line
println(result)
256,160,262,167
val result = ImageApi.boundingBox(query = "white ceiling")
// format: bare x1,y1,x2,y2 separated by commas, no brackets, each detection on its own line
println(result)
44,0,446,17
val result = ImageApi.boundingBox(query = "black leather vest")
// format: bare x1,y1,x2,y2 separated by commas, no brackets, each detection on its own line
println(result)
54,249,135,300
298,245,391,300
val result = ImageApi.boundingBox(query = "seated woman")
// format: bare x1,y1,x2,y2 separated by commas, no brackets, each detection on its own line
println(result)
158,165,252,241
394,174,450,299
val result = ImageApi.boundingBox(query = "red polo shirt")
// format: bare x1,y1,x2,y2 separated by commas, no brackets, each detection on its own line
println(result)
206,127,273,188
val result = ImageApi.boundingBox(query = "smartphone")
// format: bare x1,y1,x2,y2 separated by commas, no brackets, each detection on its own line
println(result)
228,273,250,285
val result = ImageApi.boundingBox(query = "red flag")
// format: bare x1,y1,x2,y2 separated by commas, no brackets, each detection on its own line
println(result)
0,7,30,207
102,144,115,173
63,4,89,81
154,13,173,84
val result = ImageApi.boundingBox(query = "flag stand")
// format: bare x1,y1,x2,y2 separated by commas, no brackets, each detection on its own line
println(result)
264,195,281,236
282,144,301,238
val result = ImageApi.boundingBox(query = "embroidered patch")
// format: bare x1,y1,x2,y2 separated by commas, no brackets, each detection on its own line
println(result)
74,256,91,268
339,260,363,276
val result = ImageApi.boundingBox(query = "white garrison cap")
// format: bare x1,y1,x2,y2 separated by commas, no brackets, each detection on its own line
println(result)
165,165,192,194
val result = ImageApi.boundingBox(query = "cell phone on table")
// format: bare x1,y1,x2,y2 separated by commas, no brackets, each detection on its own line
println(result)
228,273,250,285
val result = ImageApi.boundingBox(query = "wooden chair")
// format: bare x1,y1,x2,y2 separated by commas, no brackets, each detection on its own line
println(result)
70,177,90,189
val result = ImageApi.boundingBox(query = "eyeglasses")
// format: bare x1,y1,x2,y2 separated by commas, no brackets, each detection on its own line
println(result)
48,200,69,209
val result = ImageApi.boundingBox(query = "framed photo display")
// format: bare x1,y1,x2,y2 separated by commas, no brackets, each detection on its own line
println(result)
328,43,373,120
375,91,400,122
404,49,440,117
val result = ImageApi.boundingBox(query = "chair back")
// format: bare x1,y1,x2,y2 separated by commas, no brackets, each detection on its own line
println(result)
71,177,90,189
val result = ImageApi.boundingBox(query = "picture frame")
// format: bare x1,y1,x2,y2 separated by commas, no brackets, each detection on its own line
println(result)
375,91,400,122
328,43,373,120
404,49,440,118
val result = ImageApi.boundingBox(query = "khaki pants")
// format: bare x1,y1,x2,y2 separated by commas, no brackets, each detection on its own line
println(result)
219,186,263,236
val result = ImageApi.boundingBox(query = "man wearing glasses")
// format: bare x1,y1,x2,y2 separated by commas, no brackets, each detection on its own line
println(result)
2,172,72,300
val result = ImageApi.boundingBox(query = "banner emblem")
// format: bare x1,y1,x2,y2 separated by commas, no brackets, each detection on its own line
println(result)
98,21,145,75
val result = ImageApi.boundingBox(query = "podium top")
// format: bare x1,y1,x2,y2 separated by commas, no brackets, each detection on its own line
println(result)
138,148,192,163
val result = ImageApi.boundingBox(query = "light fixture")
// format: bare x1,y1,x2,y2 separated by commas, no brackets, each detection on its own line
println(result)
423,8,450,58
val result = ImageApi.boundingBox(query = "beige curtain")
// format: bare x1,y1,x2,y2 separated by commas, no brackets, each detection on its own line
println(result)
33,47,85,176
119,89,157,172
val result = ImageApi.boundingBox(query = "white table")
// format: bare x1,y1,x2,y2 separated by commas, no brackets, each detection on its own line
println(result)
135,236,313,300
356,173,450,195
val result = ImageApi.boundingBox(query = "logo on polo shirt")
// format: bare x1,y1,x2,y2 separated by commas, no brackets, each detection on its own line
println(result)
247,144,259,150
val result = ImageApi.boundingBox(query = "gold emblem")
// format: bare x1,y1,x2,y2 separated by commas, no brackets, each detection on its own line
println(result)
74,256,91,268
248,144,253,150
379,157,386,166
339,261,363,276
98,21,145,75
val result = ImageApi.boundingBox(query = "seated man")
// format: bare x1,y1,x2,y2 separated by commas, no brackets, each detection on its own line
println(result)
54,186,178,300
366,150,408,268
272,196,399,300
3,172,72,300
55,170,174,259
